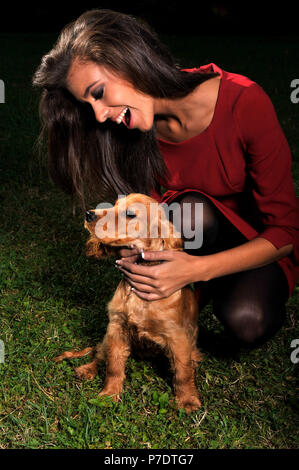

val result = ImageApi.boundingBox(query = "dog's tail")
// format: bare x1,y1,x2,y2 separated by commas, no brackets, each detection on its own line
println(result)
53,346,96,363
53,340,107,364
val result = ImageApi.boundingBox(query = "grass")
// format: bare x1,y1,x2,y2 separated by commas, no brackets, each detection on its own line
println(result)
0,32,298,449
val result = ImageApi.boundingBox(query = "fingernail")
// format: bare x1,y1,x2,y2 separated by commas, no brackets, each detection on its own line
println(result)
115,259,121,265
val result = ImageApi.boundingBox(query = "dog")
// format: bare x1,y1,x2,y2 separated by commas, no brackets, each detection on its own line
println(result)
54,193,202,413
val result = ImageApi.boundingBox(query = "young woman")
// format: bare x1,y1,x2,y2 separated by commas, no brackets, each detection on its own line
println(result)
33,9,299,347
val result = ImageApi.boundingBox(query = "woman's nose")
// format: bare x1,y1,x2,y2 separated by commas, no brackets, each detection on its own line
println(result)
93,105,109,123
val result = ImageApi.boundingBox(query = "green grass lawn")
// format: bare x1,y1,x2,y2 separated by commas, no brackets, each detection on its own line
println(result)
0,33,298,449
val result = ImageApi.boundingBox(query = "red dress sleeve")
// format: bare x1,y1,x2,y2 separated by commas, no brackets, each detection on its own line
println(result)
234,84,299,263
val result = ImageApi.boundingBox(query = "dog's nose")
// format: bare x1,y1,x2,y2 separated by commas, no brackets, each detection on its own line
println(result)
85,210,98,222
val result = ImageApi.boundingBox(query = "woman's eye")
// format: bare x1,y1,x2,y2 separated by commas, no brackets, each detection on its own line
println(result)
91,86,104,100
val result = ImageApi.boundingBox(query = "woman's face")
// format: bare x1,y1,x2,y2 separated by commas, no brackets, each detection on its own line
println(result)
67,59,156,132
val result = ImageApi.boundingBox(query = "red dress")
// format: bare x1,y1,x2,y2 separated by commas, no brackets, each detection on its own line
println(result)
152,64,299,298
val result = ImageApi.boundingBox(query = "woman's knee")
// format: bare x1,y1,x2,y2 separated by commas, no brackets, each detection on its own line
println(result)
213,263,288,347
214,298,286,346
225,305,267,345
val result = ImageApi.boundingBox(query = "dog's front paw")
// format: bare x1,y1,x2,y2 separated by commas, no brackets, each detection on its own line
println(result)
98,375,125,402
99,388,122,402
176,394,202,414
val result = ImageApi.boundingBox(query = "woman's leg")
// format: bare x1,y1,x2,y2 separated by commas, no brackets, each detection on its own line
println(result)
212,262,289,347
168,192,219,254
169,192,246,255
171,192,289,347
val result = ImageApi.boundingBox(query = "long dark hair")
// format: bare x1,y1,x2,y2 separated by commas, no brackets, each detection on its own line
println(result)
33,9,218,211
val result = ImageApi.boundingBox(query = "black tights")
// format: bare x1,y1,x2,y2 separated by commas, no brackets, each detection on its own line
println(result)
169,193,289,348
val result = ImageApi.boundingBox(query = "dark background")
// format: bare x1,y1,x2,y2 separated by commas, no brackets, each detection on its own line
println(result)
2,1,299,35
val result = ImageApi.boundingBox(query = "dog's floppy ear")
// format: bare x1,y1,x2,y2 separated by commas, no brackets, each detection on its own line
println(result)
86,236,114,259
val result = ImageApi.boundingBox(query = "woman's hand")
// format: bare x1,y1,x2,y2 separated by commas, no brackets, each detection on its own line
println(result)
116,238,294,301
116,250,207,301
117,245,141,264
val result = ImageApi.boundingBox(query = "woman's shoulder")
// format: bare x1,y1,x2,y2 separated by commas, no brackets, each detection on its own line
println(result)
196,63,266,105
221,68,264,104
202,64,281,143
218,67,275,121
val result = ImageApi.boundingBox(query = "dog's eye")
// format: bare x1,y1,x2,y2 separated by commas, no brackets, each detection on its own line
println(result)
126,210,136,218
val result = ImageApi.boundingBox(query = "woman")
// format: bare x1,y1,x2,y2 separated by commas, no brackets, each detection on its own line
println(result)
33,9,299,347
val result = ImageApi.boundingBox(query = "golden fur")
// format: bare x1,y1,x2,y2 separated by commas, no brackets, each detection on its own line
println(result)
54,193,202,413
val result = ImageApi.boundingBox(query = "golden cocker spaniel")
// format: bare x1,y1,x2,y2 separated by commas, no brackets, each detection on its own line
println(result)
54,193,202,413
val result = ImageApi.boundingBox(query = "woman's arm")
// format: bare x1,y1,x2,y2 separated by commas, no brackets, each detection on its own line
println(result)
116,238,293,301
233,83,298,266
197,237,293,281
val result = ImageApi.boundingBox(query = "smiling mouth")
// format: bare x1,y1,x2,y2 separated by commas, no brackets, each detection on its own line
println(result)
115,107,131,127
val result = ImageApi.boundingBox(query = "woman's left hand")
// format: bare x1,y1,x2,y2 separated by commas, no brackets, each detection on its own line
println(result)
115,250,203,301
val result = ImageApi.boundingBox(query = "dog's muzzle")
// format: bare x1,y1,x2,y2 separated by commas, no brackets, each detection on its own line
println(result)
85,211,98,223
